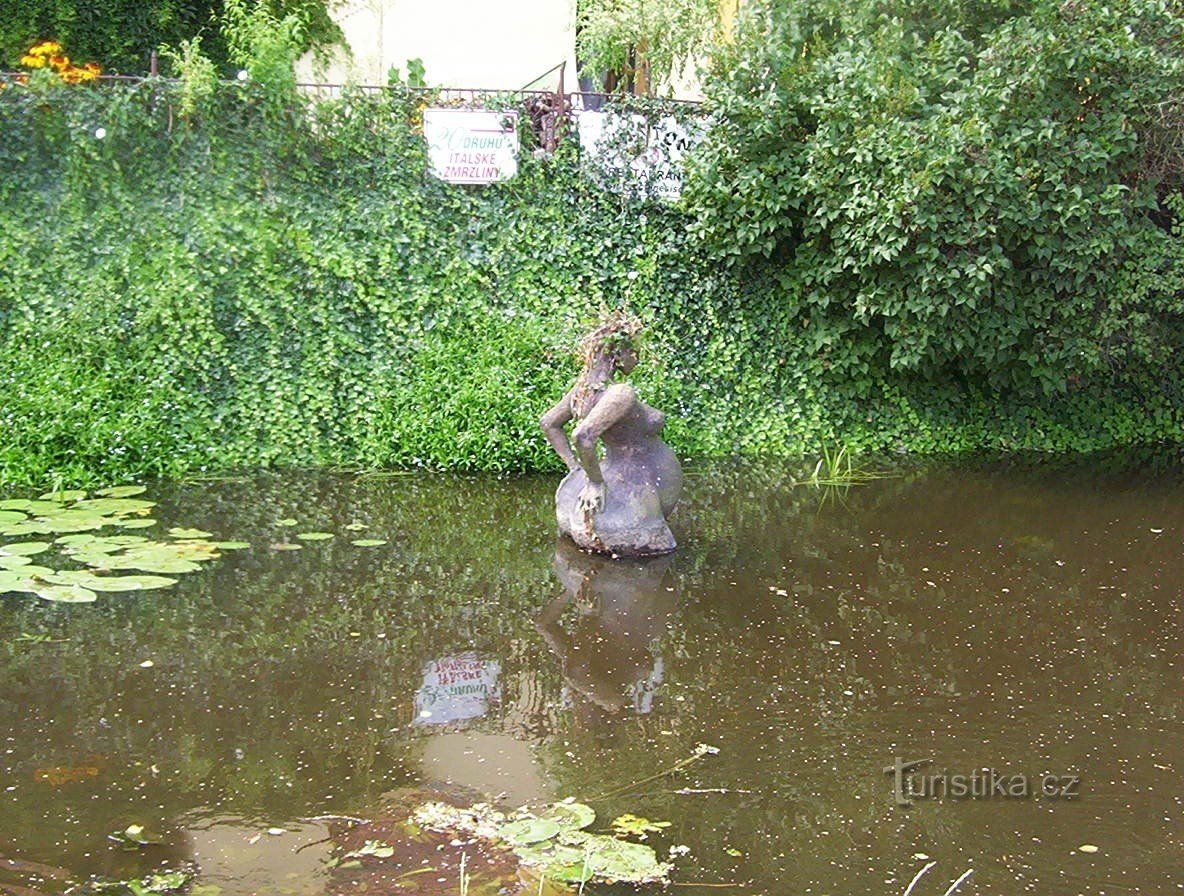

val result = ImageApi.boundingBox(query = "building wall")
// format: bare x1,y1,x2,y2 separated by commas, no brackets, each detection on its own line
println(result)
297,0,578,91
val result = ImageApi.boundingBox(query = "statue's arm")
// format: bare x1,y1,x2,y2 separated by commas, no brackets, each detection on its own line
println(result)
540,390,579,472
572,384,636,485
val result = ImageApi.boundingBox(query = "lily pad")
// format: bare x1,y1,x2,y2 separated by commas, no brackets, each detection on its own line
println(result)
73,498,157,515
297,532,335,541
38,489,87,502
344,522,368,531
168,527,212,539
544,802,596,830
574,834,670,883
0,571,37,593
276,518,298,527
1,500,61,515
211,541,250,550
351,538,387,547
44,571,177,592
56,534,98,545
0,555,33,569
34,583,97,603
0,510,27,524
1,541,52,556
271,543,303,551
498,818,562,846
94,485,148,498
116,518,159,530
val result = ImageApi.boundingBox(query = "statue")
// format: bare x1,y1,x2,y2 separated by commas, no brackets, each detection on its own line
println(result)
539,312,682,556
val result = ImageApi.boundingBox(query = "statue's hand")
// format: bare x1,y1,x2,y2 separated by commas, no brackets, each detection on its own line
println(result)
577,480,606,519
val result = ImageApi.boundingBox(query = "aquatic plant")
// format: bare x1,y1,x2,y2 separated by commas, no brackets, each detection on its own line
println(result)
0,487,246,602
411,798,674,886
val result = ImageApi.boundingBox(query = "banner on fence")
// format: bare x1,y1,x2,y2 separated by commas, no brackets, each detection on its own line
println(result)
423,109,519,184
577,111,704,201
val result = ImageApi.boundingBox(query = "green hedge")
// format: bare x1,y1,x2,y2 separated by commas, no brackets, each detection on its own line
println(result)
0,70,1180,488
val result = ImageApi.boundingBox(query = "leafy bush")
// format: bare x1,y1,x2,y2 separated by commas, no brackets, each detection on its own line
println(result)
685,0,1184,391
0,28,1180,487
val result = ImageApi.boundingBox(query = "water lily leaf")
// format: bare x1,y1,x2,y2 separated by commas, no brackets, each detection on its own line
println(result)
514,844,594,882
106,535,151,546
297,532,334,541
545,802,596,830
578,834,670,883
103,557,203,575
0,510,26,524
94,485,148,498
34,583,97,603
45,571,177,592
270,543,302,551
276,518,298,527
0,521,48,537
116,519,159,530
211,541,250,550
168,527,212,539
2,500,61,515
345,522,368,531
38,489,87,502
1,541,52,556
498,818,562,846
73,498,157,515
0,555,33,569
31,511,110,533
0,571,37,593
351,538,387,547
56,534,98,545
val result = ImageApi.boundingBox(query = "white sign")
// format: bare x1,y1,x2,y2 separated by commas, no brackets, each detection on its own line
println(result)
423,109,519,184
577,111,704,201
414,652,501,726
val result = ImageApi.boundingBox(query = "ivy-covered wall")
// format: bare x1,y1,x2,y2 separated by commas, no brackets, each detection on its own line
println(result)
0,68,1180,488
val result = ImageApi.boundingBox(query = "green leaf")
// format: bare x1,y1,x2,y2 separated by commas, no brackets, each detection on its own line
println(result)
498,817,562,846
296,532,334,541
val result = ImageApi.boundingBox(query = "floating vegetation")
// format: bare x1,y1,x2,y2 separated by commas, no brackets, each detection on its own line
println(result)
412,797,674,886
297,532,335,541
0,486,248,603
351,538,387,547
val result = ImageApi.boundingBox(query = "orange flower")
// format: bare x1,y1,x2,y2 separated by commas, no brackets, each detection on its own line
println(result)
49,55,70,72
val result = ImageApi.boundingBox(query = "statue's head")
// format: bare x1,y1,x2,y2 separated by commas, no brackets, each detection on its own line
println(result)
578,310,643,376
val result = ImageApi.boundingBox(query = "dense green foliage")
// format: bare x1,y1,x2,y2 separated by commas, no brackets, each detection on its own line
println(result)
686,0,1184,391
0,0,1182,487
0,0,339,74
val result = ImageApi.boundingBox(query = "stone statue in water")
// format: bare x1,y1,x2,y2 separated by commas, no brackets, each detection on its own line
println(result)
539,313,682,556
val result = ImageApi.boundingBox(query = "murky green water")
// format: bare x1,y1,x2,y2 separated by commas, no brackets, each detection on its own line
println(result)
1,458,1182,895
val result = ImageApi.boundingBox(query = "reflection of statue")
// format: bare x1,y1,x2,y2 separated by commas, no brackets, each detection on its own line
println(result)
536,540,676,722
540,313,682,556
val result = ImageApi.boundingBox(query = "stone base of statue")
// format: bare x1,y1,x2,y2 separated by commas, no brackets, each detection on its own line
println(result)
555,440,682,557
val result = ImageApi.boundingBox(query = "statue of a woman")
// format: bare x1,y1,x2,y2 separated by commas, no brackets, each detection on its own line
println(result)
539,313,682,556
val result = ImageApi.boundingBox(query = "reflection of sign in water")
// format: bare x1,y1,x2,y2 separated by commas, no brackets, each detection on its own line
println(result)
414,652,501,725
423,109,519,184
577,111,704,200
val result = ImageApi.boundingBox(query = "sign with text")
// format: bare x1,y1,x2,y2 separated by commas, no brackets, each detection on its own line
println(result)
577,111,704,201
423,109,519,184
414,652,501,726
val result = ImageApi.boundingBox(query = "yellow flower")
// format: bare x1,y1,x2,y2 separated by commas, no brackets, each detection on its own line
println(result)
49,55,70,72
20,54,45,68
30,41,62,57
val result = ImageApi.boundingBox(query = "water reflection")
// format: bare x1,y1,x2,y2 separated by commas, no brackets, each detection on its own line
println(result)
537,540,677,724
0,459,1179,895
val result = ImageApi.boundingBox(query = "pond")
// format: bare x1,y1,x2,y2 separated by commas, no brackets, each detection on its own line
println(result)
0,457,1181,896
